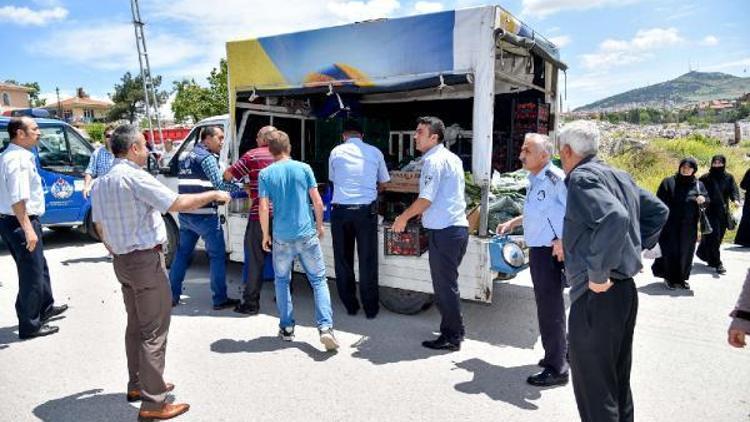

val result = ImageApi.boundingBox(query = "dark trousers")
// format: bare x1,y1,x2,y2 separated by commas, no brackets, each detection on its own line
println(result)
569,278,638,422
113,248,172,411
0,216,54,337
331,206,379,317
529,247,568,374
241,219,269,309
427,226,469,344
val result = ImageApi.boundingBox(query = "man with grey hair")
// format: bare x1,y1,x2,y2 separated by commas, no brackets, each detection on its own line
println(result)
559,120,668,422
91,124,231,420
497,132,568,387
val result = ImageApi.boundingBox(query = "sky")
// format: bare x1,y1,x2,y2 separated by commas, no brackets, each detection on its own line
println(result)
1,0,749,112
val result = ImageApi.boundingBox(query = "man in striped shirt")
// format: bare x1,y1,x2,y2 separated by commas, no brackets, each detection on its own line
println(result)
223,125,276,315
82,125,115,199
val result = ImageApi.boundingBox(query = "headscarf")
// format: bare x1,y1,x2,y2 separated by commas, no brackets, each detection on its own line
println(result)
676,156,698,184
709,154,726,177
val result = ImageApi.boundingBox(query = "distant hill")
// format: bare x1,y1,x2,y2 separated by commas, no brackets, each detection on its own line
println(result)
575,71,750,112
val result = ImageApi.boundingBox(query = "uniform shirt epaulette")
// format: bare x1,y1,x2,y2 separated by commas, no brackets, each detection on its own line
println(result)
545,169,560,185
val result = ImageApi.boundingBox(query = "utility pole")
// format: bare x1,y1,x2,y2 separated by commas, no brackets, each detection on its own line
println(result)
130,0,164,149
55,87,62,119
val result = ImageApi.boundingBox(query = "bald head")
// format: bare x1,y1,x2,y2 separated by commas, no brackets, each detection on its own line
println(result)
520,133,552,174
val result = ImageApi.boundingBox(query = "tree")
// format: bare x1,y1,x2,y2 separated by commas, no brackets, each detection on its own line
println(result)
108,72,168,123
4,80,46,107
171,59,228,123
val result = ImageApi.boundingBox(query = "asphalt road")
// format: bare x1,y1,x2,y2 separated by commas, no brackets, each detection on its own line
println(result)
1,230,749,421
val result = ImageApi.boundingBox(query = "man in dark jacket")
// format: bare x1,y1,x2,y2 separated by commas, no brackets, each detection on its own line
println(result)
559,121,669,422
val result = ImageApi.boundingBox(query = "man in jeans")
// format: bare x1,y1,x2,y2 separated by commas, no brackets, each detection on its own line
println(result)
258,130,339,351
223,125,276,315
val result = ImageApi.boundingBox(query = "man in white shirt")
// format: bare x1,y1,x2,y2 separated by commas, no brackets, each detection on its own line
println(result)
0,117,67,339
328,119,390,318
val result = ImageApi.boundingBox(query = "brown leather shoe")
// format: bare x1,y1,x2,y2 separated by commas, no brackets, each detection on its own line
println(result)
138,403,190,420
127,383,175,402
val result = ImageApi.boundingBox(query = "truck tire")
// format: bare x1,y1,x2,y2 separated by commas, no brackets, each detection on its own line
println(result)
379,286,433,315
163,214,179,269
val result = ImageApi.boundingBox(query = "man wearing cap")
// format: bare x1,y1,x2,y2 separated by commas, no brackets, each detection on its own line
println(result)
497,133,569,387
393,116,469,351
328,119,390,318
0,117,68,339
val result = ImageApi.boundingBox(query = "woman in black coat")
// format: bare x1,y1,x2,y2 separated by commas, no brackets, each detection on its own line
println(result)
733,168,750,246
652,157,708,289
696,154,740,274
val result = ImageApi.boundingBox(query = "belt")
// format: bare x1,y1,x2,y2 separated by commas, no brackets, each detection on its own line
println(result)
116,244,162,257
332,203,370,210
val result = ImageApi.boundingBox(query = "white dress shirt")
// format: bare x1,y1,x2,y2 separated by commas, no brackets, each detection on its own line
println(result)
0,143,45,216
419,143,468,230
328,137,390,204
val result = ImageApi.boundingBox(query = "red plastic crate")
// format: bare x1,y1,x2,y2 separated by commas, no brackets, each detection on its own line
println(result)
383,222,428,256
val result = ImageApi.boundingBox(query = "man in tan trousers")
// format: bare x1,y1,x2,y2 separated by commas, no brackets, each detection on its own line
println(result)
91,124,230,420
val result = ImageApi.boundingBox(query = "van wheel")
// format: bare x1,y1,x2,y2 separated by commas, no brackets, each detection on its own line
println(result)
83,210,100,241
379,286,433,315
163,215,179,268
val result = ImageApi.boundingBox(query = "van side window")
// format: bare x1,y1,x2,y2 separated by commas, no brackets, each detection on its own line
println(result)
0,131,9,153
65,127,93,172
37,126,70,171
169,126,200,176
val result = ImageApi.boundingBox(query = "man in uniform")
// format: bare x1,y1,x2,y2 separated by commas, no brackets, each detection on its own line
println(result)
393,116,469,351
497,133,568,387
328,119,390,318
0,117,67,339
169,126,242,309
91,124,231,419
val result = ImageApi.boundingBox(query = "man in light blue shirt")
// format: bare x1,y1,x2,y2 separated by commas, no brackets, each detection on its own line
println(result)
393,116,468,352
497,133,568,388
328,119,389,318
259,130,339,352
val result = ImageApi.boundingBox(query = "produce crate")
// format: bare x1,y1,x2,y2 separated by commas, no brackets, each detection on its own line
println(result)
383,222,428,256
383,170,421,193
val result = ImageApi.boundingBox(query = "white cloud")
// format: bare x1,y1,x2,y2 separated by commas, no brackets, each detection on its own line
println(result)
548,35,571,48
522,0,640,17
327,0,400,22
699,35,719,46
581,28,684,70
0,5,67,26
414,1,444,14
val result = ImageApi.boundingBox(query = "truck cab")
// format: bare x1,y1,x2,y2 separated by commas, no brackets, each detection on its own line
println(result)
0,115,96,237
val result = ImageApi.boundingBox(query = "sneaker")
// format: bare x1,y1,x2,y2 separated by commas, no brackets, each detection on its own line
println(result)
319,328,340,352
716,264,727,275
278,326,295,341
679,281,691,290
664,281,677,290
213,298,241,310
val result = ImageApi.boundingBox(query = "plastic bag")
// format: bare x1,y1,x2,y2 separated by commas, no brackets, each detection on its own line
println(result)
643,243,662,259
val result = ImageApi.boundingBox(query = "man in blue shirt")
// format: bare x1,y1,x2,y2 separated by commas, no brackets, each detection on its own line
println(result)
259,130,339,351
169,126,242,310
328,119,390,319
393,116,469,351
82,125,115,199
497,133,569,387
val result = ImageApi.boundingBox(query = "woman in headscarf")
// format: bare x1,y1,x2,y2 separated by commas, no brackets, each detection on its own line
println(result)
652,157,708,289
733,168,750,246
696,154,740,274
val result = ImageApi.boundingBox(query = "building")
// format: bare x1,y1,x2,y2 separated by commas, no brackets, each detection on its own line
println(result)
45,88,113,123
0,82,32,113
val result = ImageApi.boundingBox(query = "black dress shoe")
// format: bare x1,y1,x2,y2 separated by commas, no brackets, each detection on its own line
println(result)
716,264,727,275
527,368,569,387
234,302,260,315
213,298,241,310
421,336,460,351
19,324,59,339
42,304,68,321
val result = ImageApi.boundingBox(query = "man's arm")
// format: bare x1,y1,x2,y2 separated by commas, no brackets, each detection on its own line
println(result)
638,187,669,250
496,215,523,234
168,191,230,213
93,222,114,254
201,157,240,192
392,198,431,233
82,174,94,198
260,197,272,251
11,201,37,252
309,187,325,238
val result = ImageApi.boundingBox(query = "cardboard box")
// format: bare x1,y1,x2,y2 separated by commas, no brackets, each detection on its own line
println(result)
383,171,421,193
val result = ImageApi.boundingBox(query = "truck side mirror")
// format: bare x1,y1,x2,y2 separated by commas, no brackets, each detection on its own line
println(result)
147,153,159,175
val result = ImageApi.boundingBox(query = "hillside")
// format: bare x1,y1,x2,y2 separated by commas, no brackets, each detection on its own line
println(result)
576,71,750,112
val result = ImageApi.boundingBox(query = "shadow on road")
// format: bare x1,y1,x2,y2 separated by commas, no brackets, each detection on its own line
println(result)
32,389,136,422
637,282,696,297
210,336,336,362
0,324,22,348
60,256,112,266
453,358,561,410
0,229,97,257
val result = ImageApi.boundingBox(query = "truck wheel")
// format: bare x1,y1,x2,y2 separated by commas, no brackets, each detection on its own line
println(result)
83,210,100,241
379,286,433,315
163,215,179,268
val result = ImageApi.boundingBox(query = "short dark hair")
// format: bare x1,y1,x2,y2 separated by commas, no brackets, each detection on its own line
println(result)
201,126,223,141
416,116,445,142
110,124,142,157
7,117,28,140
342,119,363,135
267,130,291,156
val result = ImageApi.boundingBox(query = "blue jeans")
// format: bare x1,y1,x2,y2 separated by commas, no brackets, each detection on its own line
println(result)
272,235,333,330
169,213,228,306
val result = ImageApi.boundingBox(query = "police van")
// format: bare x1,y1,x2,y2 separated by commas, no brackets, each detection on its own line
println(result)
0,112,97,239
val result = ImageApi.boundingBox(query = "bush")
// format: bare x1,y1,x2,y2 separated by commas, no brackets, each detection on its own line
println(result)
84,123,105,143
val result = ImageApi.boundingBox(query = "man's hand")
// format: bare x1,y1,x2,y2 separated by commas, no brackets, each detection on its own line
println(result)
696,195,706,205
392,214,408,233
496,221,513,235
82,186,91,199
23,228,38,252
214,191,231,204
728,328,747,348
262,235,272,252
552,239,564,262
589,279,613,293
317,225,325,239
